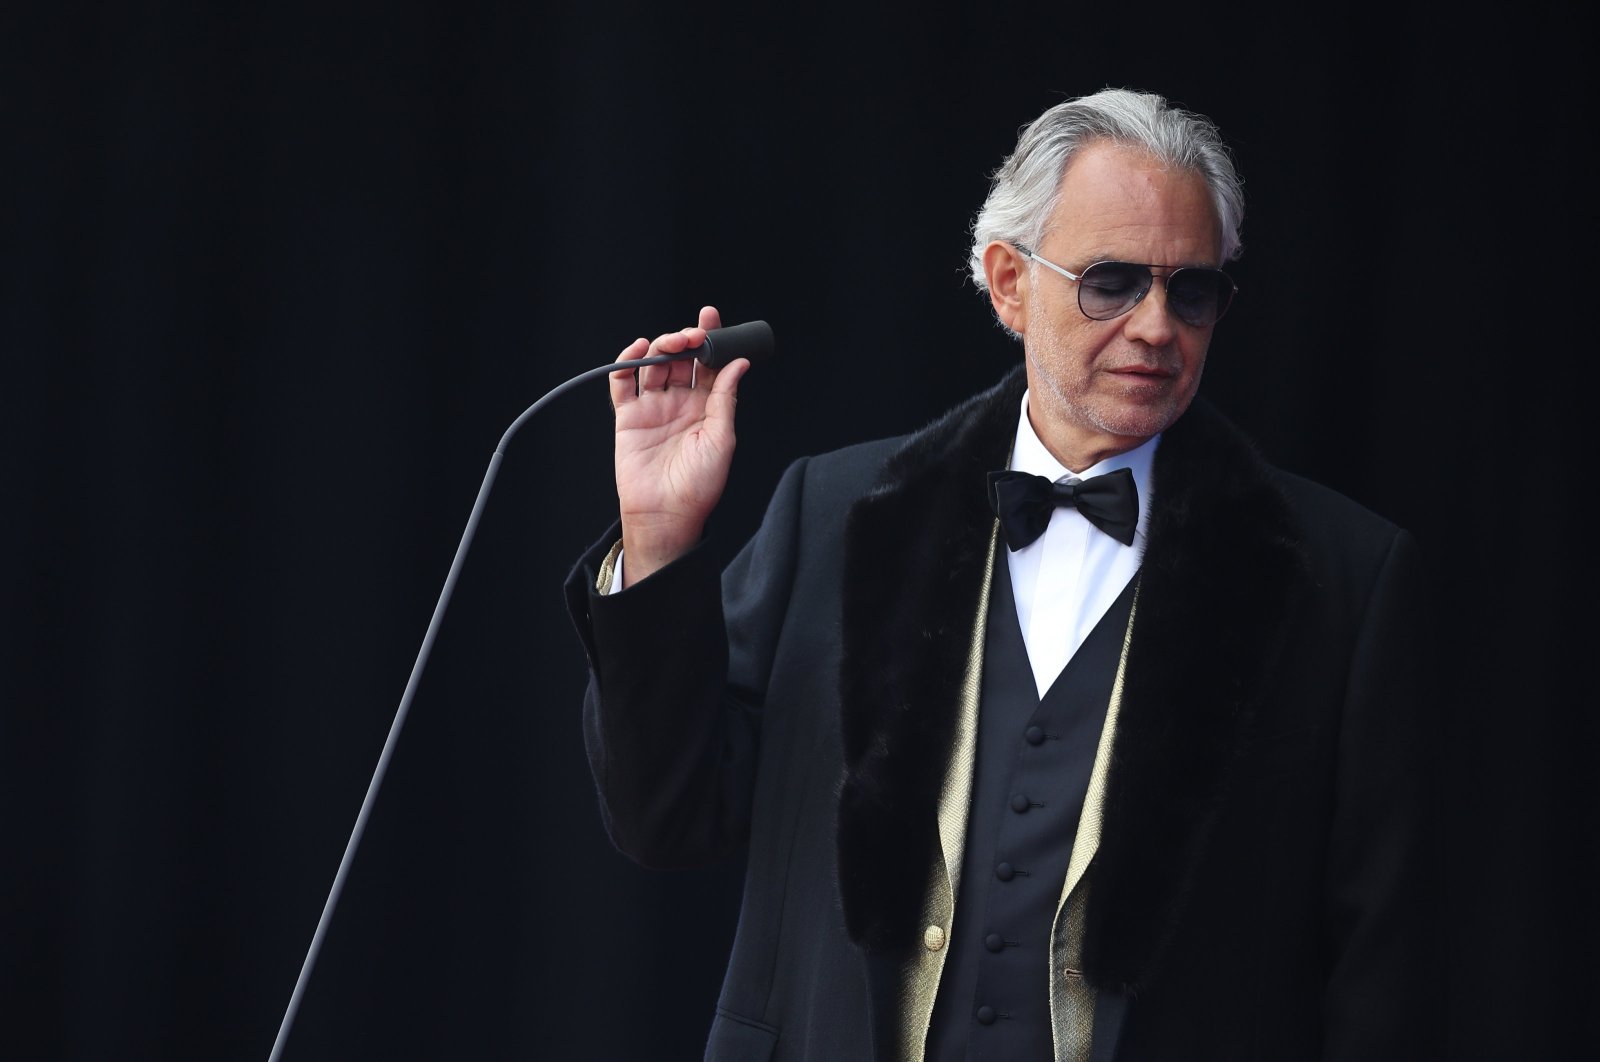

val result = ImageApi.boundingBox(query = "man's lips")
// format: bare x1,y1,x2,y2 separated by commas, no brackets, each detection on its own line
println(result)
1108,364,1175,378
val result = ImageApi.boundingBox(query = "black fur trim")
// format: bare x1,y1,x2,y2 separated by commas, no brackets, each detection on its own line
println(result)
1079,397,1309,992
836,368,1027,951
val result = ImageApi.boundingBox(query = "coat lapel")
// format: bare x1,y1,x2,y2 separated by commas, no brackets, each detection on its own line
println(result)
837,368,1025,953
1078,395,1309,993
835,370,1311,999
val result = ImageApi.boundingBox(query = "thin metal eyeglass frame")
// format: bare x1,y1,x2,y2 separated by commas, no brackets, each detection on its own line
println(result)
1020,249,1237,327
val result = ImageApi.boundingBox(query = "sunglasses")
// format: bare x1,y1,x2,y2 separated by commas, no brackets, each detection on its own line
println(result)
1023,250,1237,328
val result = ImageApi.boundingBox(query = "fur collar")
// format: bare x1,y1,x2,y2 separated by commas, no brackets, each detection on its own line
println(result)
837,369,1024,952
835,365,1308,992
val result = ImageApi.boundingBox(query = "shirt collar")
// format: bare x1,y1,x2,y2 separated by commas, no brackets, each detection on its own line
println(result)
1011,390,1159,545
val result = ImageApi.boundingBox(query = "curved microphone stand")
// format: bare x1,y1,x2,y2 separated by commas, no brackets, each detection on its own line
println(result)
268,322,771,1061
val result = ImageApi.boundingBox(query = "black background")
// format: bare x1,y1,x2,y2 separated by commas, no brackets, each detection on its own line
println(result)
2,3,1590,1060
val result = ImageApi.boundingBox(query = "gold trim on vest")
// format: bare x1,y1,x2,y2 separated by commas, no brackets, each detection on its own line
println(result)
1049,582,1139,1062
893,521,997,1061
594,538,623,595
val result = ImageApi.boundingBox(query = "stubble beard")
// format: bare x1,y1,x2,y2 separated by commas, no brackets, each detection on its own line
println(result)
1024,310,1202,451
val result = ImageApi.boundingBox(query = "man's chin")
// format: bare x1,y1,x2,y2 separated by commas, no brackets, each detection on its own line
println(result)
1088,393,1193,441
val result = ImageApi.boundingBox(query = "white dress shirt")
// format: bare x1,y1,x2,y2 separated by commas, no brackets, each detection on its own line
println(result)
1005,391,1156,698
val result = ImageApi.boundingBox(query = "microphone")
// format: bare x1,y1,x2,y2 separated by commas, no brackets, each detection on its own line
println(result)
683,319,775,370
267,319,774,1062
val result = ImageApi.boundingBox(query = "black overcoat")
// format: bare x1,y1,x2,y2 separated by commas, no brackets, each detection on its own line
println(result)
566,366,1439,1061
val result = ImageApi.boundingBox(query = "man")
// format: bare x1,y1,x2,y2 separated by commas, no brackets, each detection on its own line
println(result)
565,89,1436,1061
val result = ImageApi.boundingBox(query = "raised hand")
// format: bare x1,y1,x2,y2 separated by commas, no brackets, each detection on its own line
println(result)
609,305,750,587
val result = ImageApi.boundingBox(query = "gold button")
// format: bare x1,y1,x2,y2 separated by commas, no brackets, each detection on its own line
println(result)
923,925,946,952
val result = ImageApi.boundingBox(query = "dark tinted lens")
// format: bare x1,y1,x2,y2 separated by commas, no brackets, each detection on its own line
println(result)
1166,268,1235,326
1077,262,1151,319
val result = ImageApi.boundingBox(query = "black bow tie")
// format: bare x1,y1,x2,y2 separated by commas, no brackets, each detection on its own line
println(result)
986,467,1140,551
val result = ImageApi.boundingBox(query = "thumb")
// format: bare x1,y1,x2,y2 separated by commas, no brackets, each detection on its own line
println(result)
704,357,749,423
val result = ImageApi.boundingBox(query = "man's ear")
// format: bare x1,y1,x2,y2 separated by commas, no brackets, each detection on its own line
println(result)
982,241,1028,334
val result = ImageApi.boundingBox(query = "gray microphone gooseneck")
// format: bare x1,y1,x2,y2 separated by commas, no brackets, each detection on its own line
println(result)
267,321,774,1061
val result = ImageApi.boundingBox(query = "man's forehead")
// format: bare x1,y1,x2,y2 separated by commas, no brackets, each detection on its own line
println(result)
1039,148,1221,263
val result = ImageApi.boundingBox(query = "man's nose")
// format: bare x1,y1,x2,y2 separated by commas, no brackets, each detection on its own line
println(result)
1122,278,1178,343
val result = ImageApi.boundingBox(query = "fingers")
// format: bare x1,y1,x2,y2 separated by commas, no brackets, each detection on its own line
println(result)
608,336,651,409
630,326,703,394
655,326,708,392
608,306,727,407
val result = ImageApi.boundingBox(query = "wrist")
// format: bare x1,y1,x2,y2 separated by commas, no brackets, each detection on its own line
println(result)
619,516,704,587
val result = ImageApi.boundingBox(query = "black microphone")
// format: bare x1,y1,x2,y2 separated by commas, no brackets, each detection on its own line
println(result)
683,319,775,370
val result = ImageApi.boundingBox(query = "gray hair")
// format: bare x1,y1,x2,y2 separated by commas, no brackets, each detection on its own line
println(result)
968,88,1245,294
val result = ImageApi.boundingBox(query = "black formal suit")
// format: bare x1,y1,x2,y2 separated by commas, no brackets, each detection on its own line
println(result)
566,365,1439,1061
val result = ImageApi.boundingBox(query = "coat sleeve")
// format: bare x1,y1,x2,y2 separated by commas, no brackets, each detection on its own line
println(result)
563,457,810,869
1321,528,1445,1060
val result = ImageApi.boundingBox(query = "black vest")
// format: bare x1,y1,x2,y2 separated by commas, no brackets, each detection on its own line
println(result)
924,555,1137,1061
